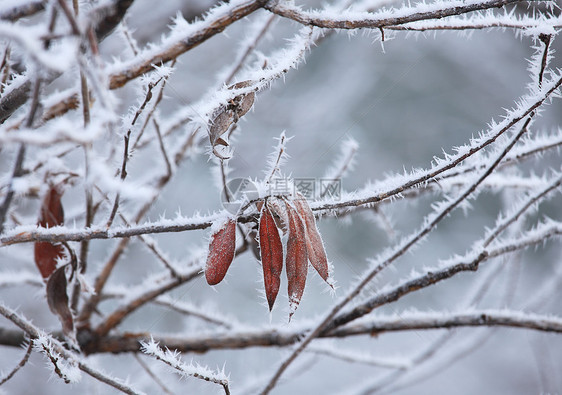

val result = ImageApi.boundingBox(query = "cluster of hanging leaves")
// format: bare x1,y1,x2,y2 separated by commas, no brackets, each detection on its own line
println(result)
208,80,255,159
34,186,75,339
205,191,332,318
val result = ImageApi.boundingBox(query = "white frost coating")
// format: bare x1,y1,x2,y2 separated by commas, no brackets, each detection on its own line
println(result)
0,22,78,73
33,335,82,384
0,113,115,146
263,131,291,182
397,10,562,34
323,136,359,181
274,0,541,27
89,160,155,201
161,26,318,140
106,0,254,77
140,337,230,387
309,71,562,212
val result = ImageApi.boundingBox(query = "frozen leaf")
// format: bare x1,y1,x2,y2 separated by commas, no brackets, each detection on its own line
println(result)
208,80,255,159
293,192,331,286
38,186,64,228
34,242,65,279
228,80,255,118
209,110,234,147
46,266,74,338
285,202,308,319
259,203,284,311
267,197,288,236
34,186,65,279
205,219,237,285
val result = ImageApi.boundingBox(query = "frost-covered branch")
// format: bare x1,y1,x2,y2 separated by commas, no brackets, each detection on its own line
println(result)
141,338,230,395
108,0,266,89
264,0,528,30
331,220,562,330
329,310,562,337
0,304,144,394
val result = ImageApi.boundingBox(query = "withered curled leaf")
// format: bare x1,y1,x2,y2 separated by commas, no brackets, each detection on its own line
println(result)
293,192,331,286
34,186,65,279
259,203,284,311
208,80,255,159
46,265,74,337
205,219,237,285
285,202,308,319
209,110,234,148
228,80,255,118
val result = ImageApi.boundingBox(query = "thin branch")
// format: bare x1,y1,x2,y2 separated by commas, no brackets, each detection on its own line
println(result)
106,131,131,228
0,0,135,124
0,341,33,386
224,14,276,85
153,119,172,178
307,345,410,370
108,0,266,89
0,304,144,395
141,339,230,395
0,1,45,22
93,240,249,336
0,76,42,233
329,310,562,337
264,0,524,30
312,74,562,212
131,62,175,151
38,222,559,356
133,354,174,395
483,173,562,247
331,220,562,331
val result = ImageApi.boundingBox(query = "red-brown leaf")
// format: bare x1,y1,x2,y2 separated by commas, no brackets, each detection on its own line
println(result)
285,202,308,318
259,203,284,311
34,242,65,279
46,265,74,337
293,192,331,285
39,186,64,227
34,186,65,279
205,219,237,285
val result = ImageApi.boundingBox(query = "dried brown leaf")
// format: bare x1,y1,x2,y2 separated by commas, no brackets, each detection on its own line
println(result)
259,203,284,311
209,110,234,147
39,186,64,227
205,219,237,285
46,266,74,337
34,186,65,279
228,80,255,118
34,242,65,279
208,80,255,159
293,192,331,286
285,202,308,319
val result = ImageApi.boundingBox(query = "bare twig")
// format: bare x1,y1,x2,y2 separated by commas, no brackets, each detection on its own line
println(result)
0,341,33,386
106,132,131,228
133,354,174,395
